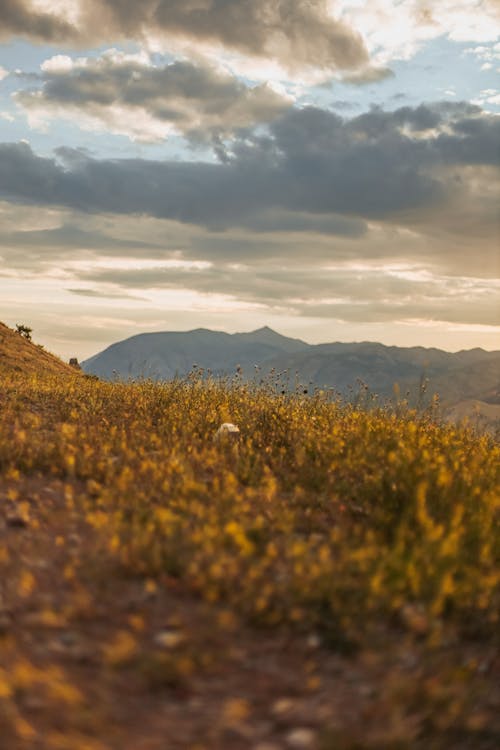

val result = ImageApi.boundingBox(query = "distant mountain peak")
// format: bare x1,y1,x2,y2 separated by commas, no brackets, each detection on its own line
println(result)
235,326,308,348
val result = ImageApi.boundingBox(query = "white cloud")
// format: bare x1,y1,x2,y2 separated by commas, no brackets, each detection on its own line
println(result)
464,41,500,68
0,66,8,81
20,52,290,143
335,1,500,65
41,55,76,73
30,0,81,25
471,88,500,109
40,48,152,74
484,93,500,105
23,97,174,143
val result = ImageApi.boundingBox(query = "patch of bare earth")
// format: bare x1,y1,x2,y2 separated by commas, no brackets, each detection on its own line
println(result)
1,477,499,750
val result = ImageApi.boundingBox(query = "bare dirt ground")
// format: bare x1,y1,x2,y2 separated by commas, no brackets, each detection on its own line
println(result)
1,477,499,750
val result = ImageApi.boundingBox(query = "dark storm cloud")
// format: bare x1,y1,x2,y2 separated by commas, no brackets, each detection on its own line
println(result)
0,0,76,42
16,56,290,141
0,223,160,251
436,115,500,165
238,211,366,236
1,1,368,74
0,103,498,233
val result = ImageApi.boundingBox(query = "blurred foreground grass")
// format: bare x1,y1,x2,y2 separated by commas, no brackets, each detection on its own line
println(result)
0,371,499,748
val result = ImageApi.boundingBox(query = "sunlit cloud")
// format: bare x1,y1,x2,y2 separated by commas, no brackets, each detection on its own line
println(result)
0,1,498,356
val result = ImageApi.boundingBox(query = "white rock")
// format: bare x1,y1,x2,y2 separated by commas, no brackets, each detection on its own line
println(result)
272,699,295,716
306,633,321,649
214,423,241,441
153,630,185,649
285,728,316,749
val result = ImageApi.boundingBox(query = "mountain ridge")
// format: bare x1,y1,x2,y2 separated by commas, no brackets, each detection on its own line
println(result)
82,327,500,410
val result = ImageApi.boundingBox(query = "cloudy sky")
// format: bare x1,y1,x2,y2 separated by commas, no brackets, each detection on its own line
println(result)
0,1,499,359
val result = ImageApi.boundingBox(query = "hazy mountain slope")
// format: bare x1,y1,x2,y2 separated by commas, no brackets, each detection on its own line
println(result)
82,327,307,381
0,321,77,378
444,400,500,435
82,326,500,408
266,345,500,404
264,346,431,395
414,358,500,406
233,326,309,353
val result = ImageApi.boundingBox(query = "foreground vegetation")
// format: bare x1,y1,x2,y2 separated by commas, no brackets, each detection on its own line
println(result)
1,371,499,748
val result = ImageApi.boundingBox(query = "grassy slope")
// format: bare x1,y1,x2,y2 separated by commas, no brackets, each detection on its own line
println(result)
0,365,499,748
0,322,78,378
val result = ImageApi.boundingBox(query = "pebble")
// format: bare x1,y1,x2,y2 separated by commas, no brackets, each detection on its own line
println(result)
214,423,240,442
59,631,79,646
6,514,28,528
153,629,185,649
306,633,321,649
400,603,429,635
222,723,254,741
358,684,374,698
285,728,316,748
272,699,295,717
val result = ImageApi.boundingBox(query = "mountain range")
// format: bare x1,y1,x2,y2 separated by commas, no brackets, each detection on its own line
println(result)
82,327,500,415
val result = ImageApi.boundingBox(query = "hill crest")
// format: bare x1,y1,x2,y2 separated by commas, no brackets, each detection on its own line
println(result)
0,321,78,378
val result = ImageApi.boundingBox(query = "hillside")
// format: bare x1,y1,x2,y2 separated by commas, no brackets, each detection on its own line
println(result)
82,326,309,381
0,321,78,378
0,372,498,748
82,327,500,408
444,399,500,435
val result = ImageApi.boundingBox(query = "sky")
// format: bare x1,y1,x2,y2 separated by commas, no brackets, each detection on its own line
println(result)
0,1,499,360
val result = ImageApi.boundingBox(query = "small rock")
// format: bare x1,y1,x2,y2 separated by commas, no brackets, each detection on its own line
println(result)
285,728,316,749
222,723,255,741
49,639,93,663
272,699,296,717
251,721,274,739
400,650,418,670
214,423,240,442
477,659,490,675
400,603,429,636
59,631,79,646
6,514,28,528
358,684,374,698
23,695,47,712
153,629,185,649
33,559,50,570
306,633,321,649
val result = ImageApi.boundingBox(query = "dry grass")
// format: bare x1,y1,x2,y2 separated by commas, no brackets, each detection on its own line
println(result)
0,322,77,378
0,333,499,748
